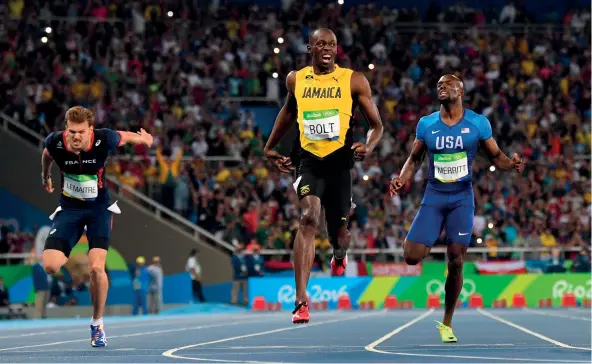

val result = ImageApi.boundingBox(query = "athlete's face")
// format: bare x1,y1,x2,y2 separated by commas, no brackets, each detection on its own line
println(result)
437,75,464,103
308,30,337,69
66,120,93,151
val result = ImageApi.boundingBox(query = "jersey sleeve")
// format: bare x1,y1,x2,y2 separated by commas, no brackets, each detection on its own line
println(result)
44,132,55,149
105,129,122,154
478,115,493,140
415,117,426,142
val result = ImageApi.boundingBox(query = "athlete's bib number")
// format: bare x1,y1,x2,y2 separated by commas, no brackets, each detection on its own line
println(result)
303,109,340,141
434,152,468,183
63,173,99,200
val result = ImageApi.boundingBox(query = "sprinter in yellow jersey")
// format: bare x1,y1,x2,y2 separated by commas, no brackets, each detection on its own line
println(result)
264,28,383,324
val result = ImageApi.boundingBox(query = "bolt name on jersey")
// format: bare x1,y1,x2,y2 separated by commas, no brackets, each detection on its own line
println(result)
301,87,342,99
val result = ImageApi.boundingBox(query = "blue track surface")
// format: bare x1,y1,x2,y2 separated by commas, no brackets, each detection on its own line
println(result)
0,308,590,363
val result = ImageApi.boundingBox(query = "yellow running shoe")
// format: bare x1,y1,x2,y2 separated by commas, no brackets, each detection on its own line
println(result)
436,321,457,343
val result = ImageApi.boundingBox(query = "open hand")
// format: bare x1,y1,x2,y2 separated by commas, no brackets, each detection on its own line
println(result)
389,177,405,197
264,149,294,173
138,128,154,148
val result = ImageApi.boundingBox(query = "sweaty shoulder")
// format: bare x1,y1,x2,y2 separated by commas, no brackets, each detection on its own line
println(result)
416,111,440,142
464,109,492,140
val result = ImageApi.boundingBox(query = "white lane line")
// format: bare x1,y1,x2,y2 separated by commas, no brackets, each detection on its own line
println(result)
162,311,383,363
366,350,589,363
0,316,284,352
478,308,592,351
524,308,592,322
365,309,434,352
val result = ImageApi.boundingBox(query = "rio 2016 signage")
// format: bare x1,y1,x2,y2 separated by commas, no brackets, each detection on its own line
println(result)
248,274,591,309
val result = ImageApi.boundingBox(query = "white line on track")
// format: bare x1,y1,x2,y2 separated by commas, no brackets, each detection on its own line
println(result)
478,308,592,351
523,308,592,322
366,350,590,363
162,311,383,363
365,308,434,352
0,315,288,352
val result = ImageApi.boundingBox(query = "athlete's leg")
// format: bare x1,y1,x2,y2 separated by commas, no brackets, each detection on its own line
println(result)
294,194,321,303
442,199,474,327
43,209,85,274
85,207,112,346
323,168,352,275
404,204,445,265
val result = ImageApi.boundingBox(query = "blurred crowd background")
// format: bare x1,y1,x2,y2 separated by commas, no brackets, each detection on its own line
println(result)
0,0,590,272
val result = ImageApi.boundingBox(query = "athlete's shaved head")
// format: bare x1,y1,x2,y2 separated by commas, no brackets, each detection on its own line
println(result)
437,74,464,104
309,28,336,45
308,28,338,73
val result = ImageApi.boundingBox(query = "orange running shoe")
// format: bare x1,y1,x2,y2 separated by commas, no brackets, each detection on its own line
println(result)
331,255,347,276
292,301,310,324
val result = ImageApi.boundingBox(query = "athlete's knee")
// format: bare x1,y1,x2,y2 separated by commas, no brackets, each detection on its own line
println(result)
300,208,320,233
403,240,426,266
447,254,464,274
89,261,106,278
43,263,61,275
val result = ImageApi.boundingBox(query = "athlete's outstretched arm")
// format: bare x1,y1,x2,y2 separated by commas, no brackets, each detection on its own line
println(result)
117,128,154,147
480,138,524,172
264,71,297,173
389,139,427,196
351,72,383,160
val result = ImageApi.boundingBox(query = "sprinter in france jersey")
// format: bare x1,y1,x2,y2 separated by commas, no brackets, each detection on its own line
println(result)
389,74,525,343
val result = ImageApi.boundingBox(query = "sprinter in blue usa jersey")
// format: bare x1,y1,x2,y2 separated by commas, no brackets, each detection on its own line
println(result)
389,75,524,343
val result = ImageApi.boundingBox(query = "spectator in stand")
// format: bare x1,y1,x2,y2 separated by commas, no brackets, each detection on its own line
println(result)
0,1,590,264
571,247,591,273
132,256,149,316
147,256,163,314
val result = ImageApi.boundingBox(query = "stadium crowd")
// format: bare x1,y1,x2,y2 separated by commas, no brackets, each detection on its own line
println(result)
0,1,590,265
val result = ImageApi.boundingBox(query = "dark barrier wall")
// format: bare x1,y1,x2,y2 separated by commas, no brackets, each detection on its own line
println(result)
0,130,231,284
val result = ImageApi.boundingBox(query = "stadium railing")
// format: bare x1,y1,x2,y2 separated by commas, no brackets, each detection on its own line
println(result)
0,112,236,254
0,246,584,265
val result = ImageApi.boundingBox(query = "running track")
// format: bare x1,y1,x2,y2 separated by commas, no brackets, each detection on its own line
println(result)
0,308,590,363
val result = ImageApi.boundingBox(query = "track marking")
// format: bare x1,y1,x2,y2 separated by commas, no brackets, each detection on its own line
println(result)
365,308,434,352
418,343,514,347
524,308,592,322
162,311,383,362
478,308,592,351
366,350,589,363
0,316,285,352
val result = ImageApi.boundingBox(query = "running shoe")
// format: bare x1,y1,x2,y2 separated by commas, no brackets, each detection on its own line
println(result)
435,321,457,343
331,255,347,276
292,301,310,324
90,325,107,347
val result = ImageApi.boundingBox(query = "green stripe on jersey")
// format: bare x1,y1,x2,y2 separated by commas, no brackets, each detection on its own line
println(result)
64,173,98,182
434,151,467,162
303,109,339,120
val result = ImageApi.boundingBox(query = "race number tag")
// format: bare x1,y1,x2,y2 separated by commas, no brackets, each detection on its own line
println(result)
434,152,468,183
63,173,99,200
303,109,340,141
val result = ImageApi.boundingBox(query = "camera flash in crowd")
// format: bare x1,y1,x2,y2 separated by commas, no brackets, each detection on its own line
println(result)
490,165,496,172
45,27,52,34
41,37,48,43
167,11,173,17
272,72,278,79
368,63,375,70
488,222,494,229
338,0,344,4
363,175,369,181
274,48,280,54
477,238,483,244
278,37,284,44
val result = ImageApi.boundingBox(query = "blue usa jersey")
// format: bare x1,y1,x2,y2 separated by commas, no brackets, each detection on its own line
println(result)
416,109,492,193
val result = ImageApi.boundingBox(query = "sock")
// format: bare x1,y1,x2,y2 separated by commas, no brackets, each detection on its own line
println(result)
91,317,103,327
